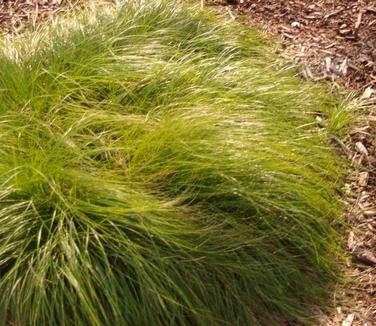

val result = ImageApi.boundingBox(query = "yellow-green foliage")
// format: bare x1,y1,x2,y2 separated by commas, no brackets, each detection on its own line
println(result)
0,1,349,325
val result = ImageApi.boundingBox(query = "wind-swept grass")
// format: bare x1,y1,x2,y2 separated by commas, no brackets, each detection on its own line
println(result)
0,1,350,325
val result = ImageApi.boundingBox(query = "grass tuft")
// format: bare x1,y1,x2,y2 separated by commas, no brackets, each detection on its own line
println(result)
0,1,349,324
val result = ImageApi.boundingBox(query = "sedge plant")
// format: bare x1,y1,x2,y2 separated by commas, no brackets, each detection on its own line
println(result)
0,1,350,325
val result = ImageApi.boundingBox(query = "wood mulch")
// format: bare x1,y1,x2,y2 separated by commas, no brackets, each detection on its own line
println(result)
209,0,376,325
236,0,376,94
0,0,73,33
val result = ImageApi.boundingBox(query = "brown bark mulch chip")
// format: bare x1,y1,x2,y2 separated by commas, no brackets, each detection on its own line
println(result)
0,0,71,33
336,116,376,326
236,0,376,94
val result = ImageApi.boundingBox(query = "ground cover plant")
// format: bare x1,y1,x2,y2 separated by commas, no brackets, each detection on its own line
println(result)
0,1,351,324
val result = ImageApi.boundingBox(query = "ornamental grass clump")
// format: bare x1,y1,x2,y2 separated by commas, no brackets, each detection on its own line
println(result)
0,1,349,324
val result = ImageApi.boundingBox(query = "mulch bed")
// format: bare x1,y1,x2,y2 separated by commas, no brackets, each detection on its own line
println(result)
236,0,376,94
0,0,69,33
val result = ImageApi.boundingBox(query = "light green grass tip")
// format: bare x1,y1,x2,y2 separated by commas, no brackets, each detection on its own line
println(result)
0,1,351,325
